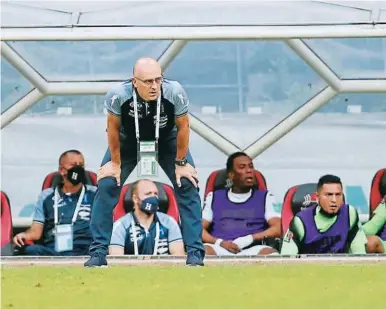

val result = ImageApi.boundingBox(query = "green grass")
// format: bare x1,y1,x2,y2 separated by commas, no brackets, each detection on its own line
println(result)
2,264,386,309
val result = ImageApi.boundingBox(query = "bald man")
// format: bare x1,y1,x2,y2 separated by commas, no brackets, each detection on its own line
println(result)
109,179,185,256
85,57,205,267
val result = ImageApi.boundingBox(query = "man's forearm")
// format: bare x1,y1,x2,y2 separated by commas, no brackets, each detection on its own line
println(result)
349,229,367,254
202,229,218,244
176,126,189,160
25,224,43,241
363,203,386,235
108,128,121,165
252,223,281,241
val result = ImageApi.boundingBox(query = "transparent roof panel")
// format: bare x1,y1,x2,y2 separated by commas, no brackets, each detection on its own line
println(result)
165,40,326,149
305,38,386,79
1,1,72,27
2,1,383,27
8,41,171,81
381,9,386,21
1,57,34,113
79,1,373,26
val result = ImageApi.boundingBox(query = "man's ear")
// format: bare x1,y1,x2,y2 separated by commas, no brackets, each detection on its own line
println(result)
132,78,137,88
58,166,66,177
132,194,140,205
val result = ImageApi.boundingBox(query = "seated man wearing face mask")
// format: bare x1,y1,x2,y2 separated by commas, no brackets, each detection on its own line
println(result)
13,150,97,256
109,179,185,256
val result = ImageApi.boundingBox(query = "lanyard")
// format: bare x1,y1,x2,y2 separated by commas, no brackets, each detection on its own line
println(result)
133,89,161,142
54,186,85,225
131,217,160,256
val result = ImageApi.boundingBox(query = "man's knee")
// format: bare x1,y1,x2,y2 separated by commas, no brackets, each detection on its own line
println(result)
258,247,278,255
177,178,199,193
23,244,55,256
205,245,216,256
366,236,384,253
98,177,119,192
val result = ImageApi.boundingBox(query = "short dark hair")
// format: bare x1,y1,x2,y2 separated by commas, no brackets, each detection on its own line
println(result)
226,152,249,173
317,174,342,191
58,149,82,166
131,179,154,199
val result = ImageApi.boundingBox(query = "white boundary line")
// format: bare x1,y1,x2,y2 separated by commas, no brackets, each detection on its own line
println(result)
2,256,386,267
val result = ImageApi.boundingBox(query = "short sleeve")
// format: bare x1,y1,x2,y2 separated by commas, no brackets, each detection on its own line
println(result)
104,90,122,116
110,218,129,247
265,191,281,221
32,190,51,224
158,213,182,243
172,82,189,117
202,192,214,222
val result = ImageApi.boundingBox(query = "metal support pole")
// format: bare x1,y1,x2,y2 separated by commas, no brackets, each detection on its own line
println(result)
158,40,187,71
189,115,240,155
1,89,45,128
243,87,338,158
2,25,386,41
339,80,386,93
286,39,341,91
1,42,47,92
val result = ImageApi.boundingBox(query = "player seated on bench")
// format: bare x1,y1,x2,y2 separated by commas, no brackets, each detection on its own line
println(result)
109,179,185,256
281,175,367,255
363,196,386,254
13,150,96,256
202,152,280,256
363,169,386,254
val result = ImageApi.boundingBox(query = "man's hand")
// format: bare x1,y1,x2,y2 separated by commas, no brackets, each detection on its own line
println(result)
220,240,241,254
13,232,27,247
175,163,198,188
233,235,254,250
97,161,121,185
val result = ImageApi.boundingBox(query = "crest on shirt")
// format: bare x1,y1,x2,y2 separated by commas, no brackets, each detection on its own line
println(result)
155,113,168,128
128,101,145,118
78,204,91,221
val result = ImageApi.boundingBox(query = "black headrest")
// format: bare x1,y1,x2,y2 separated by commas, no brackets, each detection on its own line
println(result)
212,170,233,190
380,170,386,197
291,183,318,215
123,182,170,214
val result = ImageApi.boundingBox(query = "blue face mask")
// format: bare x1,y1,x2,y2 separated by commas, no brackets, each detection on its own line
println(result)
139,196,159,215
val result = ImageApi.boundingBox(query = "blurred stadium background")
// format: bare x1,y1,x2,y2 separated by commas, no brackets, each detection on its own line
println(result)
1,1,386,308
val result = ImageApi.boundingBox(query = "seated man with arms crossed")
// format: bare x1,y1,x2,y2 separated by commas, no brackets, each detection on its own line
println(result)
202,152,281,256
13,150,96,256
281,174,367,255
109,179,185,256
363,194,386,253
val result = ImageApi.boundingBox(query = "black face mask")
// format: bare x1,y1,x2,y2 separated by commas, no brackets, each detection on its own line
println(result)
66,165,86,186
139,196,159,215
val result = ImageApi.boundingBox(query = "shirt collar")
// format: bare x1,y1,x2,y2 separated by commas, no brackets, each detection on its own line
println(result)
57,184,84,198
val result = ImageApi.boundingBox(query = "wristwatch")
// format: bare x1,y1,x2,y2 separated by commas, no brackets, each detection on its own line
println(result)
175,158,187,166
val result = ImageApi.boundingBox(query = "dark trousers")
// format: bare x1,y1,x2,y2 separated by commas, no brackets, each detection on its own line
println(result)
23,244,89,256
89,132,204,255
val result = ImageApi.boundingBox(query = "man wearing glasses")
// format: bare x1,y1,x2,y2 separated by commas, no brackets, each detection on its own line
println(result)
85,57,205,267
